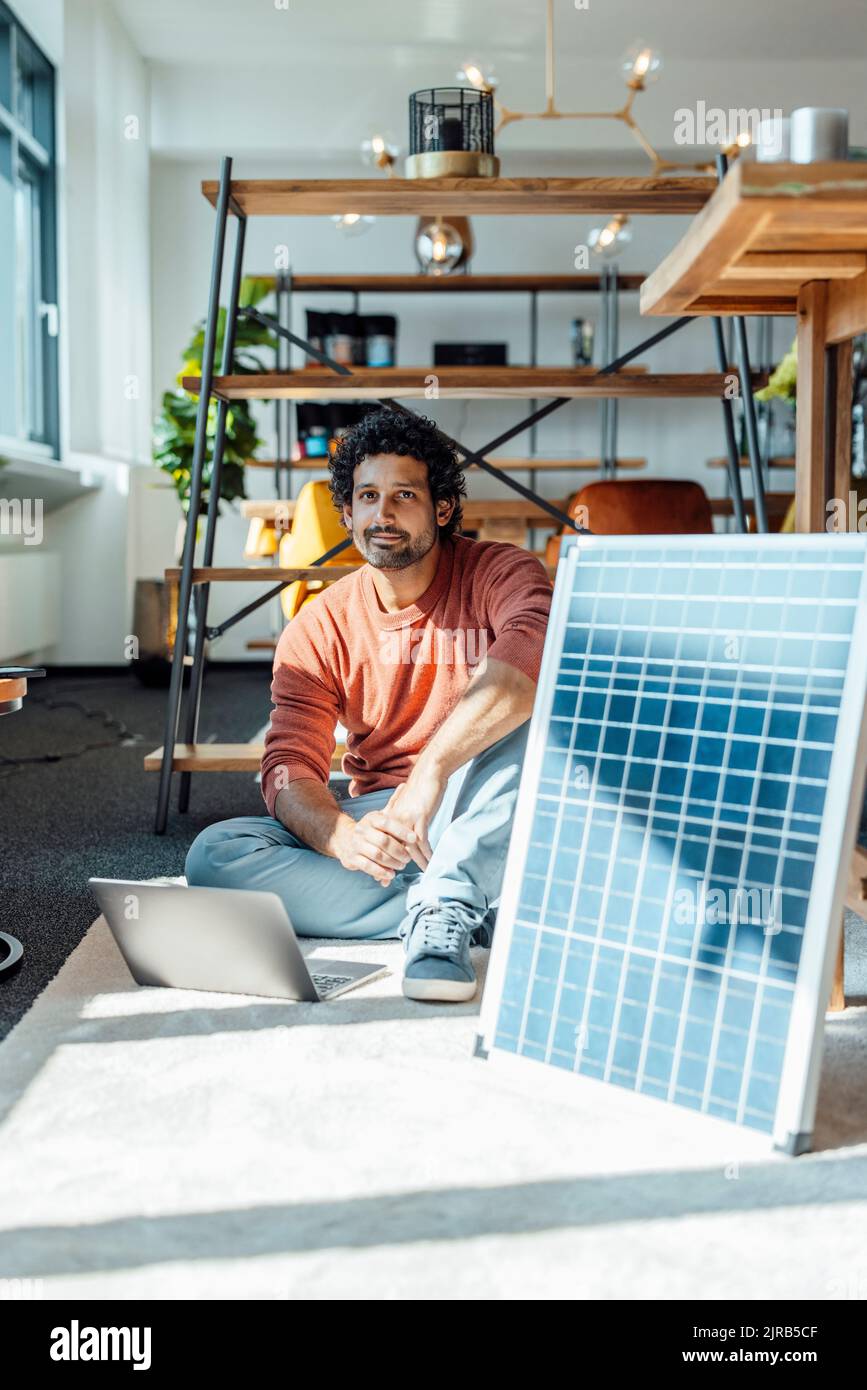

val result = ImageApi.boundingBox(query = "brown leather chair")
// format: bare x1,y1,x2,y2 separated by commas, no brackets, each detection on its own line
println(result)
546,479,714,566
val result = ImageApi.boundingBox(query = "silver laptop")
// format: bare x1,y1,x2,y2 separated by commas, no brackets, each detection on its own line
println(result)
89,879,388,1001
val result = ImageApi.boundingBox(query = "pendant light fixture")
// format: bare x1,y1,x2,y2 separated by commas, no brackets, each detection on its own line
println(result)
456,1,723,175
360,132,399,174
331,212,375,237
588,215,633,260
414,216,474,275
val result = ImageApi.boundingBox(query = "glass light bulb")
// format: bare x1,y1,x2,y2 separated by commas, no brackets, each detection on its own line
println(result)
415,220,465,275
588,218,632,261
456,59,497,90
331,213,376,237
621,41,662,87
360,132,399,168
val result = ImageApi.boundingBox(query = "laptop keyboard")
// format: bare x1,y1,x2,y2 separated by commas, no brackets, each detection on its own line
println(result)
311,972,353,996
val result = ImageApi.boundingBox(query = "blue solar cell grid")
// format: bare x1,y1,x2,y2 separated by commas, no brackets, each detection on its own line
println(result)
491,542,864,1135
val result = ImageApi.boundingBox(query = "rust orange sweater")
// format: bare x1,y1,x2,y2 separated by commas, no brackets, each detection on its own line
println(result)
261,534,552,812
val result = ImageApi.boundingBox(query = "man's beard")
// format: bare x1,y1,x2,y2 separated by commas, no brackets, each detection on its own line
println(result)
356,519,439,570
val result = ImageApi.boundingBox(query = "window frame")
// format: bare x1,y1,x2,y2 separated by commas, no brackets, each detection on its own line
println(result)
0,1,58,457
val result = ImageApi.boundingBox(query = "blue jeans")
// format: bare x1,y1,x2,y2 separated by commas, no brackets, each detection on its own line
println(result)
184,723,528,940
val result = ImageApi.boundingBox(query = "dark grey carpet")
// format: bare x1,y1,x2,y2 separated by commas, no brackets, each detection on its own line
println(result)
2,666,865,1047
0,665,271,1040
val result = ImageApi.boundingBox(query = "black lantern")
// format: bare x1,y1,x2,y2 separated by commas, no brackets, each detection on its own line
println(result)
406,87,498,178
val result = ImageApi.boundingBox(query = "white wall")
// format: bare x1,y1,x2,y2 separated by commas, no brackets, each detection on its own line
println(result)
63,0,151,468
148,52,867,161
2,0,152,665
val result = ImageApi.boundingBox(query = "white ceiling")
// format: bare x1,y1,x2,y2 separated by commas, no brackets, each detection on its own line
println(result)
111,0,867,68
112,0,867,161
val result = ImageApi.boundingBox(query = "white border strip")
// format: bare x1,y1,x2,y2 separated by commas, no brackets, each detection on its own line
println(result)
477,539,577,1050
772,554,867,1149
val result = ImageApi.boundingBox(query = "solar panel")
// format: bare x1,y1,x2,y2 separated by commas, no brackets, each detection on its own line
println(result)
477,534,867,1154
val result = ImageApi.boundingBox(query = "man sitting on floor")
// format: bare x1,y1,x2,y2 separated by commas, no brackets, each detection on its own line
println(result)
185,409,552,1002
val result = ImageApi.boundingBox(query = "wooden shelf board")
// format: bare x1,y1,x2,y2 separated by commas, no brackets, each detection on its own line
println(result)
184,368,764,401
641,161,867,319
144,742,345,773
706,456,795,469
203,176,715,218
246,456,647,472
717,250,866,281
241,497,569,526
486,457,646,471
164,564,360,584
710,492,793,517
250,273,646,293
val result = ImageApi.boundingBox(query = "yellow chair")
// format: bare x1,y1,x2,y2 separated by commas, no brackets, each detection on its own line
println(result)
243,516,280,559
277,480,363,621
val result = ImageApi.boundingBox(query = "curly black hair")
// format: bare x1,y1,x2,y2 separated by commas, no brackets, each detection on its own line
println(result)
328,408,465,540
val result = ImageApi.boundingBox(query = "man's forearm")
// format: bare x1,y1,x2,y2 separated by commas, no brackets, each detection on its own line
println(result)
273,778,353,858
413,656,536,783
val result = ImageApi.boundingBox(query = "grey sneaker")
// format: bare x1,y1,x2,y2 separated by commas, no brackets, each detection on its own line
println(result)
401,902,484,1002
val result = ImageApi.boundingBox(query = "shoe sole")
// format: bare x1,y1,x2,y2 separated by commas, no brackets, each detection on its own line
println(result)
402,977,477,1003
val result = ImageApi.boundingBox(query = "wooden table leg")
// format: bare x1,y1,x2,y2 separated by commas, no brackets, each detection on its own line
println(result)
795,281,830,533
832,338,854,508
829,924,846,1012
793,284,852,1011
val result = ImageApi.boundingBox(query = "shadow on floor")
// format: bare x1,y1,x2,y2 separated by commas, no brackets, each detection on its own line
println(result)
2,1154,866,1279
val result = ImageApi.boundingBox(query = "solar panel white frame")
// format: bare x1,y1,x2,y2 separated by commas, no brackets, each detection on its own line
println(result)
477,533,867,1153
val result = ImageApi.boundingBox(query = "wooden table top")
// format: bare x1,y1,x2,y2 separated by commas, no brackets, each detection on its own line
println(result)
640,160,867,338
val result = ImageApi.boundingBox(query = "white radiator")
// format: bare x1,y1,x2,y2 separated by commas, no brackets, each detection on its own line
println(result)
0,551,61,660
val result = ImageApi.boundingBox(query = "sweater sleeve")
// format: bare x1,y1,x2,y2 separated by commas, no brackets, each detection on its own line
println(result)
260,608,341,817
474,544,553,684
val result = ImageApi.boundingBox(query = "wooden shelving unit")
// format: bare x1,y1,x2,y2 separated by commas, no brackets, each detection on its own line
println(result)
150,164,727,834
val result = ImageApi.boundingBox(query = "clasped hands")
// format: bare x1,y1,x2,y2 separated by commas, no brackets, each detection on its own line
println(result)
332,763,445,887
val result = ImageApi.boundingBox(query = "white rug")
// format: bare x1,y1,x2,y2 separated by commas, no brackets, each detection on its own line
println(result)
1,892,866,1301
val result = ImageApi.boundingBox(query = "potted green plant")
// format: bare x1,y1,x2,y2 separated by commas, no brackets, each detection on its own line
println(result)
153,275,276,535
